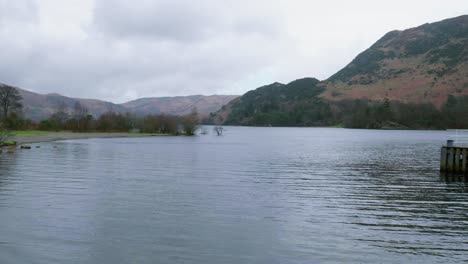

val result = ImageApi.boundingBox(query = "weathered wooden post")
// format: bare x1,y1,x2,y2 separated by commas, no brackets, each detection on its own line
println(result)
441,140,468,175
440,146,447,171
447,146,454,172
462,148,467,173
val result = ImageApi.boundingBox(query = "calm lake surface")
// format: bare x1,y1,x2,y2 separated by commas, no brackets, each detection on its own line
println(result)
0,127,467,263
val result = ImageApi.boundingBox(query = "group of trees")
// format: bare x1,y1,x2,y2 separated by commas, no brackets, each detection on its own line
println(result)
0,84,200,135
37,102,94,131
222,93,468,130
2,82,468,133
214,77,468,129
39,103,200,135
334,96,468,129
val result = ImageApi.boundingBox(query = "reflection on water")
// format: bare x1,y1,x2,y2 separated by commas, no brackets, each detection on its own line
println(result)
440,173,468,193
441,172,468,183
0,127,467,263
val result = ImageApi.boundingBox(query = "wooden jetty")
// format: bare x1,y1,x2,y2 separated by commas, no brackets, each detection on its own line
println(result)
440,130,468,174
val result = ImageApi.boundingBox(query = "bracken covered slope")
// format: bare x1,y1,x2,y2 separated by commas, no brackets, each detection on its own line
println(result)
211,15,468,126
321,15,468,106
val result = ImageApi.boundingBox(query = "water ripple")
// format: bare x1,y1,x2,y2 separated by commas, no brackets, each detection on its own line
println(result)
0,128,466,263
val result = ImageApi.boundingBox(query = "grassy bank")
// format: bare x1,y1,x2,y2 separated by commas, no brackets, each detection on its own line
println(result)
12,130,154,137
12,130,65,137
9,131,163,145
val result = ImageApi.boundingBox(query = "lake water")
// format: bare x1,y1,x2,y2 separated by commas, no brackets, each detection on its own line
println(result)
0,127,467,263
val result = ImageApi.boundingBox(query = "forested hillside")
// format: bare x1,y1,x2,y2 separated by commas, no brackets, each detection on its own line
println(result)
211,15,468,129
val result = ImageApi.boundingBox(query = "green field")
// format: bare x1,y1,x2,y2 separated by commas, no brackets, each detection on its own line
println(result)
12,130,158,137
12,130,64,137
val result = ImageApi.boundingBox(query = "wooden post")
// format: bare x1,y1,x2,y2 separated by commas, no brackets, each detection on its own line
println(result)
463,148,468,175
440,147,447,171
441,146,468,174
447,147,454,173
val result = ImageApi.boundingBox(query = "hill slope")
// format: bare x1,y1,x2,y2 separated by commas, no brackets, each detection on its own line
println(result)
213,78,329,126
10,86,237,121
122,95,238,117
322,15,468,106
211,15,468,128
18,88,127,121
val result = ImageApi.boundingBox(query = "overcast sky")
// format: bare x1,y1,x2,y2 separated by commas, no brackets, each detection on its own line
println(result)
0,0,466,103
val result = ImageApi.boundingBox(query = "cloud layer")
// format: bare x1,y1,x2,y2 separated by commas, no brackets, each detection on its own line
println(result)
0,0,467,103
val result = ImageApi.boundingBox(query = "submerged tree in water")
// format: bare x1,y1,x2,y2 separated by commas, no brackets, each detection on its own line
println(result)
213,126,224,136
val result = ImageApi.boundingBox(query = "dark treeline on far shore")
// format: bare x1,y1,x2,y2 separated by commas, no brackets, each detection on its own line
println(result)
0,84,199,135
331,95,468,129
220,91,468,129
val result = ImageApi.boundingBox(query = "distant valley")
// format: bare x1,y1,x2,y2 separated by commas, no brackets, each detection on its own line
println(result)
6,15,468,128
15,87,237,121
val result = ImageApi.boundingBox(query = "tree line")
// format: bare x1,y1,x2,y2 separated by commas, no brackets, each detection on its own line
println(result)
333,96,468,129
2,83,468,132
221,95,468,129
38,102,200,135
0,84,199,135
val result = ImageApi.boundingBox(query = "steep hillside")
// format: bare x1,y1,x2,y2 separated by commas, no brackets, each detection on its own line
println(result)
322,15,468,106
122,95,238,117
212,15,468,127
213,78,329,126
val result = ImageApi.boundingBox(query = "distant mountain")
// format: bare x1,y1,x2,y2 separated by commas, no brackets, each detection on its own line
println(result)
122,95,238,117
322,15,468,106
18,88,127,121
8,15,468,126
8,86,238,121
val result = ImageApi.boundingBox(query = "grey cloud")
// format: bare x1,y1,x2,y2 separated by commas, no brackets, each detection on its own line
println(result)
6,28,284,102
0,0,288,103
0,0,38,26
0,0,466,103
92,0,283,42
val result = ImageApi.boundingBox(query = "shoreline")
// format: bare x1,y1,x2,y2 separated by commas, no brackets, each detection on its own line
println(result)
12,132,163,145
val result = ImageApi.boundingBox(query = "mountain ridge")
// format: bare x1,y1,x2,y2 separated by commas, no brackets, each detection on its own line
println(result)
321,14,468,106
211,15,468,128
6,85,238,121
5,15,467,125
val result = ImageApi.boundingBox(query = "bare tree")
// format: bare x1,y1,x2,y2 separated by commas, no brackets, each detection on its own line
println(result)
50,102,69,127
213,126,224,136
72,101,92,131
0,84,23,121
73,101,88,119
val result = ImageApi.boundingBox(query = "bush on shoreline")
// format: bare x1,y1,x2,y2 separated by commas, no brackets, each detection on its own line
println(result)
36,109,200,136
